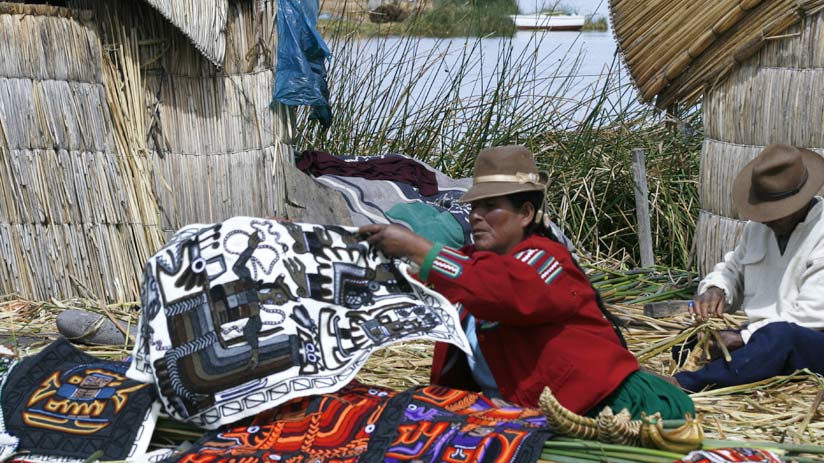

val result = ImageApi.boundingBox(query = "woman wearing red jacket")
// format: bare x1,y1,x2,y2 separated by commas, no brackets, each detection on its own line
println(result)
359,145,693,419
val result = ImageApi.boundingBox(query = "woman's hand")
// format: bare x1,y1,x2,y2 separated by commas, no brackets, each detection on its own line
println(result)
357,224,433,265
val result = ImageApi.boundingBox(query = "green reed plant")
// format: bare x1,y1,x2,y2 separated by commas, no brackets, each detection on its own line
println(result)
296,21,704,270
582,15,608,31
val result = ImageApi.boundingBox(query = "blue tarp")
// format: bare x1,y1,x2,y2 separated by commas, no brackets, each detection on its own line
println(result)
273,0,332,127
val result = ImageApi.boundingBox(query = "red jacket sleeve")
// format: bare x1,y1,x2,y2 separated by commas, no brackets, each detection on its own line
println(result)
419,238,594,326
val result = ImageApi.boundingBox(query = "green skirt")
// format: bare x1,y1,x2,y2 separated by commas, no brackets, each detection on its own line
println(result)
587,370,694,420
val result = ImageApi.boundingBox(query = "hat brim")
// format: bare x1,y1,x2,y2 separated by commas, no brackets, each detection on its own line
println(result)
733,147,824,222
459,172,549,203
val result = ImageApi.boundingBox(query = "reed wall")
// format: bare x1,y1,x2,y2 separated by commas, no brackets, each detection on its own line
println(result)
1,0,294,301
696,10,824,274
0,4,165,301
77,0,292,232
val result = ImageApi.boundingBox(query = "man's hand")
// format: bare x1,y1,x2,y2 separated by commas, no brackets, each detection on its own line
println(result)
691,286,727,320
357,224,433,265
708,329,744,360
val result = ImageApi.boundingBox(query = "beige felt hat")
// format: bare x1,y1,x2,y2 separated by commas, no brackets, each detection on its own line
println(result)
459,145,549,203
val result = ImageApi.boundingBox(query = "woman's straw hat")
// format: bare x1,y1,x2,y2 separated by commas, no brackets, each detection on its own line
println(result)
459,145,549,203
733,144,824,222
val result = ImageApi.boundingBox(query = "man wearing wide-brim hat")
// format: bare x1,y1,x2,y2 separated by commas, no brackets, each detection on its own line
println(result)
674,144,824,391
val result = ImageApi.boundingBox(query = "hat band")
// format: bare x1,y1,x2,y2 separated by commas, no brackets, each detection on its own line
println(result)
474,172,544,185
755,170,808,201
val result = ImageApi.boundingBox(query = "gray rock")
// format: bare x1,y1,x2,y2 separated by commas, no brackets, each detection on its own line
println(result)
56,309,134,346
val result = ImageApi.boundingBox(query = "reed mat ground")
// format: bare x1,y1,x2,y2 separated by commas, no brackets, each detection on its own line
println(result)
1,264,821,451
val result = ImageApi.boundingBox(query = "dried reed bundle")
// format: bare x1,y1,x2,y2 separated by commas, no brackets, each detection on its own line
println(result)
0,8,98,82
81,0,289,233
751,17,824,69
150,146,282,227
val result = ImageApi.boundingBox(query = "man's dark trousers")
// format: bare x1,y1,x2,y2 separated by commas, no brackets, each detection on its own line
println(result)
675,322,824,392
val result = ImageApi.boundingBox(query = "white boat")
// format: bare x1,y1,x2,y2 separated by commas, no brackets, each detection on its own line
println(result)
509,14,586,31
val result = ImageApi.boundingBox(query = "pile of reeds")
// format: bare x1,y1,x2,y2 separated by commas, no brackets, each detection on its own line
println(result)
622,303,824,445
586,265,697,305
610,0,824,107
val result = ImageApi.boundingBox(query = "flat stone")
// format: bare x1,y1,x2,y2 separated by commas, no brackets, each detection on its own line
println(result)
56,309,133,346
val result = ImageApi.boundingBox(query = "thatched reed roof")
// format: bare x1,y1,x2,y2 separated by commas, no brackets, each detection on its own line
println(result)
143,0,229,66
610,0,824,107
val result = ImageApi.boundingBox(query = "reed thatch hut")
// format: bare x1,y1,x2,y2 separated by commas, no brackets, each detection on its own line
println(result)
0,0,304,302
609,0,824,274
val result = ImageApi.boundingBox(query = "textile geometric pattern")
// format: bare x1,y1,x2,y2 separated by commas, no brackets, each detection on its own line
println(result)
432,247,469,279
0,338,157,463
162,382,407,463
675,448,785,463
127,217,470,429
381,385,551,463
158,383,550,463
515,249,562,285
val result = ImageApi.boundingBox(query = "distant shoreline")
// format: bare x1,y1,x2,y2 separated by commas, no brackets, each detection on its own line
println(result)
317,14,608,38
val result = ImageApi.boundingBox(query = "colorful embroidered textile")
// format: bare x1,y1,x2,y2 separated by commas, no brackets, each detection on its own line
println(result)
0,338,158,463
158,383,549,463
162,382,406,463
675,448,785,463
128,217,470,429
381,386,551,463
